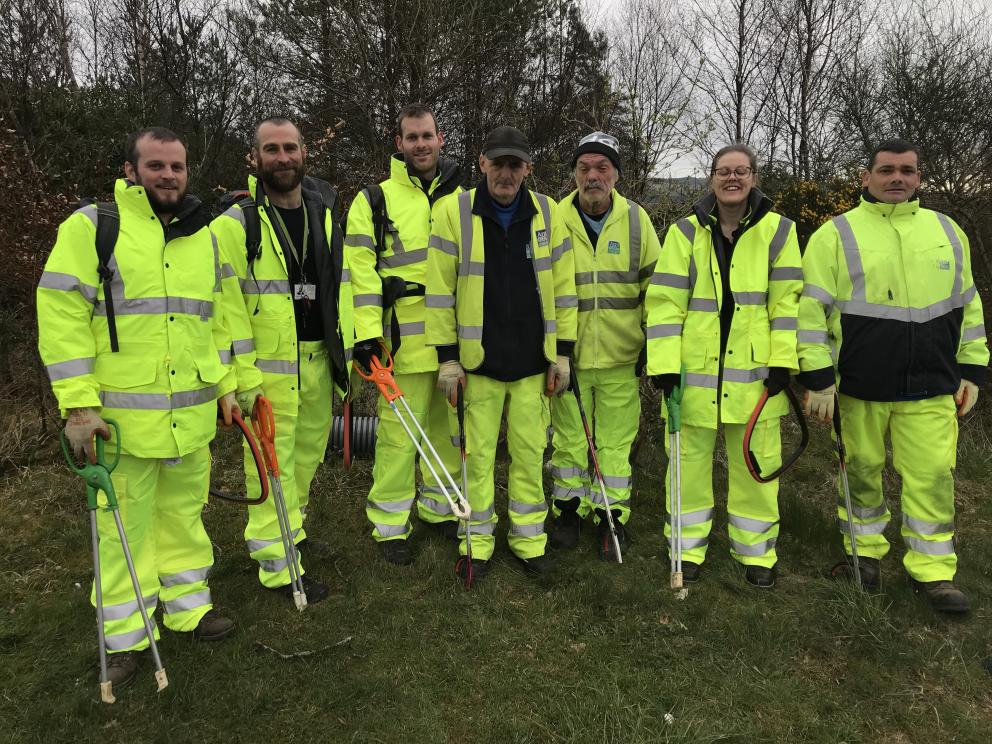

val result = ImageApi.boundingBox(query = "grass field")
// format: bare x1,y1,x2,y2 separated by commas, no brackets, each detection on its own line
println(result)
2,387,991,744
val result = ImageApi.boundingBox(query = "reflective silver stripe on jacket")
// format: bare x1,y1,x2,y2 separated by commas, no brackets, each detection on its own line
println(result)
457,324,483,340
798,330,829,344
354,293,383,307
767,217,794,265
220,263,237,279
770,317,798,331
733,291,767,306
723,366,769,384
100,386,218,411
256,359,299,375
382,321,425,337
241,279,292,295
675,218,695,244
578,297,640,311
458,191,474,278
429,235,459,256
688,298,719,312
802,284,834,308
556,294,578,308
426,294,456,308
961,324,985,342
935,212,964,297
46,357,94,382
218,349,232,365
341,268,351,283
651,272,690,289
836,287,976,323
232,338,255,355
770,267,802,281
685,372,719,389
39,271,99,303
380,249,427,269
344,234,375,251
627,200,643,273
93,296,213,318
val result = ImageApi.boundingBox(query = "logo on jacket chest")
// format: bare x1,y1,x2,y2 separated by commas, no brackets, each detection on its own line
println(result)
536,229,549,247
607,240,621,254
936,259,951,270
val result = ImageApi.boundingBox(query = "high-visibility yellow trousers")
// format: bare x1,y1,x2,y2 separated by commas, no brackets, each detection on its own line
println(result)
550,364,639,523
461,372,551,561
244,341,332,588
836,393,958,582
93,445,213,653
365,371,461,541
663,420,782,568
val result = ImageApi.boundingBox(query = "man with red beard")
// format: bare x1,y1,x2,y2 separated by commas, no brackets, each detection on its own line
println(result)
212,118,352,604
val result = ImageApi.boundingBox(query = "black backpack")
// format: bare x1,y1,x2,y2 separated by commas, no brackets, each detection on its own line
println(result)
78,198,123,352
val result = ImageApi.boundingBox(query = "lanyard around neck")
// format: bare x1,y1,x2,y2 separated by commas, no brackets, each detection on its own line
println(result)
267,200,310,269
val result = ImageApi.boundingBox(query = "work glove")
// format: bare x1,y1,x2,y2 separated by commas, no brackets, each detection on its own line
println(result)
545,355,571,397
803,384,836,422
764,367,791,397
955,379,979,417
650,374,681,396
218,392,240,428
353,339,383,374
634,344,647,378
65,407,110,464
437,360,466,406
236,386,264,417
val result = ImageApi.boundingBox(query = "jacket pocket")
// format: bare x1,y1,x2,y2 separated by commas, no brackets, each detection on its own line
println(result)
750,334,770,365
194,355,227,385
94,354,159,389
251,320,282,355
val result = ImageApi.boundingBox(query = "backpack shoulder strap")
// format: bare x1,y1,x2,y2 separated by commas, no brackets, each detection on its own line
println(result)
361,184,387,271
238,196,262,266
82,199,122,353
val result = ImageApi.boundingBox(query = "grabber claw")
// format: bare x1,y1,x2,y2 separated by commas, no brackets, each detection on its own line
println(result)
358,345,470,521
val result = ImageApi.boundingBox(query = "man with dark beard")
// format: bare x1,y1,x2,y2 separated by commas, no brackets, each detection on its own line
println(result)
212,117,352,604
38,127,239,689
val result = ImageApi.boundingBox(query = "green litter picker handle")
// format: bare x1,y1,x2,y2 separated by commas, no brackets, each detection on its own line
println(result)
60,419,122,511
664,368,685,433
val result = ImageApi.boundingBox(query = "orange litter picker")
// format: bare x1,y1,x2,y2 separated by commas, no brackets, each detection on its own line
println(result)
357,346,470,525
251,396,307,611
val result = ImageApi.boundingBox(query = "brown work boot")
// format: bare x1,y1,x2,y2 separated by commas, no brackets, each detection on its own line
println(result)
912,579,970,614
193,609,235,641
105,650,140,688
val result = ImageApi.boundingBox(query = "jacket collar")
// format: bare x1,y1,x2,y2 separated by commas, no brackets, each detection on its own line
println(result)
115,178,205,231
389,153,462,195
561,188,626,229
858,190,920,218
472,177,536,224
691,187,774,236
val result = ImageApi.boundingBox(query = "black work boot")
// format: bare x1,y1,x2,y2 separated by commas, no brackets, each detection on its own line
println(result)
829,555,881,591
105,650,140,689
193,609,235,641
455,557,490,586
378,539,414,566
267,574,330,605
744,565,776,589
595,510,628,561
912,579,970,614
421,519,460,542
680,561,702,584
549,508,582,550
514,553,556,577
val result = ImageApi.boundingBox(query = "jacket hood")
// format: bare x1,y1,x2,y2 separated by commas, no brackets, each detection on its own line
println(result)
691,187,774,232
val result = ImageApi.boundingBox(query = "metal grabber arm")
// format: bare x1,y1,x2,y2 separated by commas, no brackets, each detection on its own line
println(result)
357,345,470,520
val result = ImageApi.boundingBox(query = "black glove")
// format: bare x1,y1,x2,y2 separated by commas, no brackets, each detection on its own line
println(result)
650,373,681,396
764,366,790,396
634,345,647,378
353,339,381,373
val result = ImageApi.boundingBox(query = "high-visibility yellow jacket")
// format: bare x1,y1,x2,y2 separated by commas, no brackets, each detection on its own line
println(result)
37,179,235,458
425,187,577,370
798,196,989,399
211,175,352,411
343,155,462,373
559,189,661,369
645,191,802,427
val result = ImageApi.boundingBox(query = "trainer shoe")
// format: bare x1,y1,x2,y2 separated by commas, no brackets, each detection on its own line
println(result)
912,579,970,614
192,610,235,641
829,555,881,591
455,557,490,585
267,574,330,605
549,509,582,550
105,650,140,688
378,539,414,566
595,511,628,561
744,565,776,589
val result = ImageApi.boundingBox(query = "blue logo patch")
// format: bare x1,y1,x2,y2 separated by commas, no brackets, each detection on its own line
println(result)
607,240,621,254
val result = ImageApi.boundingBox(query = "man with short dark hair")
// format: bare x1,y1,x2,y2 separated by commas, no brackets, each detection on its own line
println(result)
426,125,577,582
799,137,988,613
547,132,660,558
345,103,463,565
212,117,352,602
38,127,238,689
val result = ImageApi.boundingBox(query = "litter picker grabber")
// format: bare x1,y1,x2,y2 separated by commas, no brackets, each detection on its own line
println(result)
569,369,622,564
251,396,307,611
743,384,809,483
665,369,684,589
453,382,475,587
832,394,862,590
209,408,269,505
356,346,470,521
61,420,167,703
342,398,353,469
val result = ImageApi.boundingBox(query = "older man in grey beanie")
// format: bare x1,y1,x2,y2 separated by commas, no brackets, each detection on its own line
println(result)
547,131,661,559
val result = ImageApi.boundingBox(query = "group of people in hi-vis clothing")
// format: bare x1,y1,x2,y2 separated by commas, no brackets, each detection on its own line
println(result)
38,101,988,692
